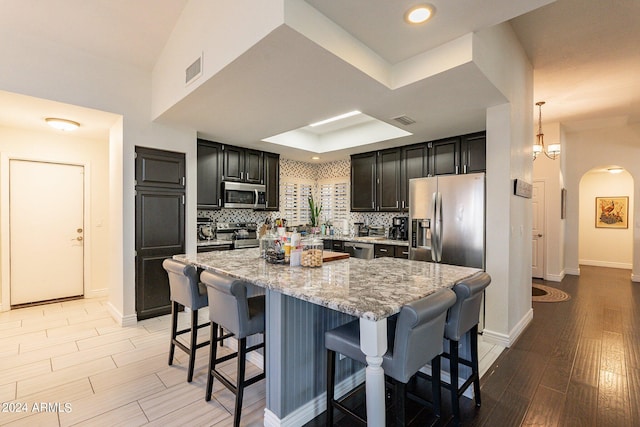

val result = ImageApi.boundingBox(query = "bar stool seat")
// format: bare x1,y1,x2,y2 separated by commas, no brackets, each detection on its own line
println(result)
200,270,266,427
439,272,491,422
162,259,211,383
325,288,456,426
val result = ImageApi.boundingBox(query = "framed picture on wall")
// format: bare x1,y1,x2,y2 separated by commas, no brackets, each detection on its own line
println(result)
595,196,628,228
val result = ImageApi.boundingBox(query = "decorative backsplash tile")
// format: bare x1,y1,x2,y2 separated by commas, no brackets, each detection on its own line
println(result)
197,157,401,228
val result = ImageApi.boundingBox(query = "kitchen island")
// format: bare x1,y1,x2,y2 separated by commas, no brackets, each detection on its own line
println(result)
175,248,481,427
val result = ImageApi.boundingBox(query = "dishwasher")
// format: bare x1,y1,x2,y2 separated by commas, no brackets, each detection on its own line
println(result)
343,241,374,260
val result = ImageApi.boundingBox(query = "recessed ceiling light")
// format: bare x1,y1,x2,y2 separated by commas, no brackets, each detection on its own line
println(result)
404,4,435,24
311,156,320,160
45,117,80,131
608,167,624,174
309,110,361,127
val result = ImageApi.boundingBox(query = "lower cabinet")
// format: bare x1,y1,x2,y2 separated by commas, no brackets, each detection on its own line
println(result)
374,244,395,258
394,246,410,259
331,240,345,252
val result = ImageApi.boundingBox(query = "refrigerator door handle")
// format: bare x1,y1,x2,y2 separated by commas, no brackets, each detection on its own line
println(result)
431,191,438,262
434,191,443,262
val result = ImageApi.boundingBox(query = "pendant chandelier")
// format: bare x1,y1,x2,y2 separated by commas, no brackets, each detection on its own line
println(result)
533,101,560,161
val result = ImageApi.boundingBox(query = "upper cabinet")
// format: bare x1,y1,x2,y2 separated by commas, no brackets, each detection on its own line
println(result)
135,146,185,190
460,132,487,174
400,143,428,211
351,131,485,212
223,146,263,184
351,152,377,211
197,139,223,209
428,132,486,176
377,148,401,211
264,152,280,211
197,139,278,210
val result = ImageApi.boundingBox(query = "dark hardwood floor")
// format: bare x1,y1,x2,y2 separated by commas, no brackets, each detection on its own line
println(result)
307,265,640,426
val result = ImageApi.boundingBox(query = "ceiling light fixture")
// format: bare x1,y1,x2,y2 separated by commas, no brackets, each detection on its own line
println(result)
404,4,435,24
608,167,623,174
311,156,320,160
309,110,361,127
532,101,560,161
45,117,80,131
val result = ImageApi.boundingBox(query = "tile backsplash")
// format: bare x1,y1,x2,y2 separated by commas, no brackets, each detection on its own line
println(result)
197,157,405,227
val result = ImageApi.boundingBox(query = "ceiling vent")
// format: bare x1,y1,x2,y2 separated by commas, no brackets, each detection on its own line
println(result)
185,54,203,85
392,115,416,126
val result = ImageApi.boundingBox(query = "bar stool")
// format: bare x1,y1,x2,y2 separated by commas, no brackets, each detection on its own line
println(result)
200,270,266,427
439,272,491,422
325,288,456,426
162,259,211,382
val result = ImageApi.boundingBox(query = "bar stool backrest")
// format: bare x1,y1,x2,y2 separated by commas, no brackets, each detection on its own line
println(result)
162,259,207,309
445,272,491,341
200,270,257,339
386,288,457,383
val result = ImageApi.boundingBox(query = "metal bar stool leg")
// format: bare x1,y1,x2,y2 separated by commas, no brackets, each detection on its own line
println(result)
470,325,481,407
187,308,199,382
234,338,247,427
205,321,219,402
168,301,179,366
432,355,442,419
326,349,336,426
449,339,460,422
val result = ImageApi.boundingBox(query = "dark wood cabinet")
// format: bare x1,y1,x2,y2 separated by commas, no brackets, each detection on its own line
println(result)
374,244,395,258
197,139,223,209
223,146,263,184
331,240,345,252
400,143,428,211
264,152,280,211
377,148,401,211
461,132,487,174
429,137,460,176
135,146,185,190
351,152,377,211
134,147,185,320
394,246,410,259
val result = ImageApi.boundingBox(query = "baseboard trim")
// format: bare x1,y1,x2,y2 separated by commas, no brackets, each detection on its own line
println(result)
545,271,565,282
85,288,108,299
565,267,580,276
631,273,640,283
579,259,632,270
483,308,533,348
263,370,366,427
0,302,9,312
106,301,137,327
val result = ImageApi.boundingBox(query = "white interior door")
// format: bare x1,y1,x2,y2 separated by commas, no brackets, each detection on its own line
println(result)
532,181,545,279
10,160,84,305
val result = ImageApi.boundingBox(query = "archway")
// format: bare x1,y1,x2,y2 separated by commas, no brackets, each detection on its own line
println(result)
578,166,634,270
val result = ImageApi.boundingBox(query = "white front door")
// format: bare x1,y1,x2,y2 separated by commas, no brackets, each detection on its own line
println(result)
532,181,545,279
10,160,84,305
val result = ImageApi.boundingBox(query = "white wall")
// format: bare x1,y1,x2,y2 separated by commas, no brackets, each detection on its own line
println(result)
579,169,633,269
0,29,196,323
564,123,640,281
0,127,110,306
473,23,534,347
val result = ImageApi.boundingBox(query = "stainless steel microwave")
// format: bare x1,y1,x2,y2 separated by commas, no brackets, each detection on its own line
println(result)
222,181,266,209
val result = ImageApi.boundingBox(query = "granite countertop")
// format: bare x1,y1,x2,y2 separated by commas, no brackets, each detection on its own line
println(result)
196,239,233,247
175,248,480,321
320,235,410,247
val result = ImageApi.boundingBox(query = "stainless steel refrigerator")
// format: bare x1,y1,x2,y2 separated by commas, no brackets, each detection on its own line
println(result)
409,173,485,268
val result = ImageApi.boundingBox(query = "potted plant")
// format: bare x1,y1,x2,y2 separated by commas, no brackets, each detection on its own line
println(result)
308,195,322,231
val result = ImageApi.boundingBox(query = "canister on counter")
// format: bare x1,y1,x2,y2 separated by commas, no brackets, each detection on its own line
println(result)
301,237,323,268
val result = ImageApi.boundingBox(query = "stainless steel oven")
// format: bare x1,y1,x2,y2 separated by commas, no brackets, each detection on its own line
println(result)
215,222,259,249
222,181,266,209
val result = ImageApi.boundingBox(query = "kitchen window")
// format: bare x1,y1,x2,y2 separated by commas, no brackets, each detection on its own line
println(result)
319,178,349,224
281,179,314,226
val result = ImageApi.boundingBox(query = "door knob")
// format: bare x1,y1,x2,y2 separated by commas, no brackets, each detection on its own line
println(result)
72,236,83,241
537,234,543,237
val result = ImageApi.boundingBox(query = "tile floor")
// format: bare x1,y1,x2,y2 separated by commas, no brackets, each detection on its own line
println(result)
0,298,502,427
0,298,265,427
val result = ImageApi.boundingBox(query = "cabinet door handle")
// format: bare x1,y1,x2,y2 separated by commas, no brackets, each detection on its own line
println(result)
455,165,459,174
219,198,222,206
402,200,405,209
463,164,468,174
241,171,244,180
396,201,399,208
379,248,387,252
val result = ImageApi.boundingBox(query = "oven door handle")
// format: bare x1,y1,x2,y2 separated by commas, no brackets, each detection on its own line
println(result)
254,189,259,209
